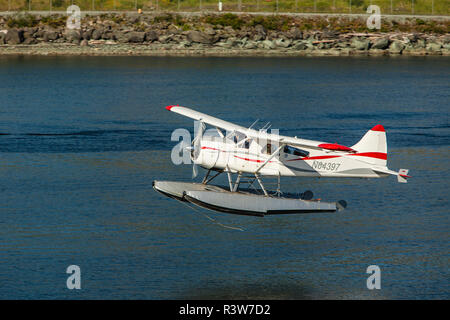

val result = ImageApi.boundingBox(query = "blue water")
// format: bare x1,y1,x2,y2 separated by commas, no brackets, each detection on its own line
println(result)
0,56,448,299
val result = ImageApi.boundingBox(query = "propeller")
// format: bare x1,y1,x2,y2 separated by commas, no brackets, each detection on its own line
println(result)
191,121,205,178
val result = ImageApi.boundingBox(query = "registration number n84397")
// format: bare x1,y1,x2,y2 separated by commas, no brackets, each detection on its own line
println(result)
312,161,341,171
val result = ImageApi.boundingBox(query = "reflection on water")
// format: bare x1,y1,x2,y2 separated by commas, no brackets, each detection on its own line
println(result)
0,56,449,299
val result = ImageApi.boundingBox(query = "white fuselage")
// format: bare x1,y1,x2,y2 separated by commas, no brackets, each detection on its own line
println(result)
194,135,387,179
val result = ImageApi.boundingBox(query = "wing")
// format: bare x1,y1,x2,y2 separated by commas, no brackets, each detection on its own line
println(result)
166,105,249,133
166,105,332,151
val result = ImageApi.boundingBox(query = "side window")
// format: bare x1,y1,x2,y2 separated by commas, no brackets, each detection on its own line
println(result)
244,140,250,149
293,149,309,157
266,143,272,154
284,146,309,157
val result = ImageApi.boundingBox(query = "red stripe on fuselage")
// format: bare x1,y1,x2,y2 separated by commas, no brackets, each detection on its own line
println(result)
201,147,270,163
287,153,387,161
200,146,387,162
287,155,341,161
233,155,268,163
348,152,387,160
201,146,220,151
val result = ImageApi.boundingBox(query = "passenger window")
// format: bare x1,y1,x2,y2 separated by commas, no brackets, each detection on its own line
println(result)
284,146,309,157
266,143,272,154
293,149,307,157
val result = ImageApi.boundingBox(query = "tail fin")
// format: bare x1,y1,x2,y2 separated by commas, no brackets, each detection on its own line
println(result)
351,125,387,166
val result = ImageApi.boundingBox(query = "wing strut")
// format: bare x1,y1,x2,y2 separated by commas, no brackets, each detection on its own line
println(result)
255,143,286,174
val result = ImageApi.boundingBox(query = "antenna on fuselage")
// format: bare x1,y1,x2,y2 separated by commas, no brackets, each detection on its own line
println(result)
260,122,271,131
248,119,259,130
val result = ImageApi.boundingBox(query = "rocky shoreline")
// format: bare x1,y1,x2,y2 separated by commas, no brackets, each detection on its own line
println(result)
1,12,449,56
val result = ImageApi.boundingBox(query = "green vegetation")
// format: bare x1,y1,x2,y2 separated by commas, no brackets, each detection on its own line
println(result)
6,13,38,27
204,13,245,29
0,0,448,15
40,14,66,27
3,11,448,34
246,15,293,30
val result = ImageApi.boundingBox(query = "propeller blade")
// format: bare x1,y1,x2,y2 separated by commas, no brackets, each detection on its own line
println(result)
192,164,198,179
192,121,205,161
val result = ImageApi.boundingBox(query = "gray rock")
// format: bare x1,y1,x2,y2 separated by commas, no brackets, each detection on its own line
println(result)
322,31,339,39
22,37,37,45
80,39,89,46
102,31,115,40
243,41,258,49
0,32,6,44
5,29,23,44
225,37,239,47
292,42,308,50
65,30,81,42
290,28,303,40
253,34,264,42
318,42,332,50
43,30,59,42
187,31,213,44
351,38,370,50
177,41,191,48
305,38,315,50
389,41,405,54
214,40,233,49
426,42,442,51
126,31,146,43
262,40,275,50
408,33,419,43
22,29,36,41
158,35,173,44
255,24,267,38
274,38,291,48
145,30,158,42
415,39,426,49
371,37,390,50
204,28,216,36
113,31,127,43
91,29,104,40
82,29,93,40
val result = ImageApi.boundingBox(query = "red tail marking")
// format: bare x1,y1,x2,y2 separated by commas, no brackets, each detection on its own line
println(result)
371,124,385,132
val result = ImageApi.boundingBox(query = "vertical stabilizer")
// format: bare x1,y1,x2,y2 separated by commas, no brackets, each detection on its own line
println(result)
351,125,387,166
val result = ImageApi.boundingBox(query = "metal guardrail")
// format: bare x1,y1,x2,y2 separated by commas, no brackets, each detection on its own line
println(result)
0,0,448,15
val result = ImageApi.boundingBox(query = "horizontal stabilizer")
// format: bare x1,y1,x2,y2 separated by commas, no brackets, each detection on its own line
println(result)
398,169,411,183
373,167,411,183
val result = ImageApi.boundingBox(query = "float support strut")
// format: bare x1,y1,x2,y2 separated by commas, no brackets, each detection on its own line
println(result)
255,173,268,196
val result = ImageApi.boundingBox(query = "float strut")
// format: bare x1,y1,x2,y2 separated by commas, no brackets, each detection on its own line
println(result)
255,173,268,196
202,169,211,184
276,173,281,197
233,173,242,192
226,167,233,191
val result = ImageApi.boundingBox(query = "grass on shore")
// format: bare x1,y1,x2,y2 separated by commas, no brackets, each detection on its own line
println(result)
3,11,449,34
0,0,449,15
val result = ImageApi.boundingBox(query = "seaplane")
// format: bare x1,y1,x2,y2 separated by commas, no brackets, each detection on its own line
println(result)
153,105,411,217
